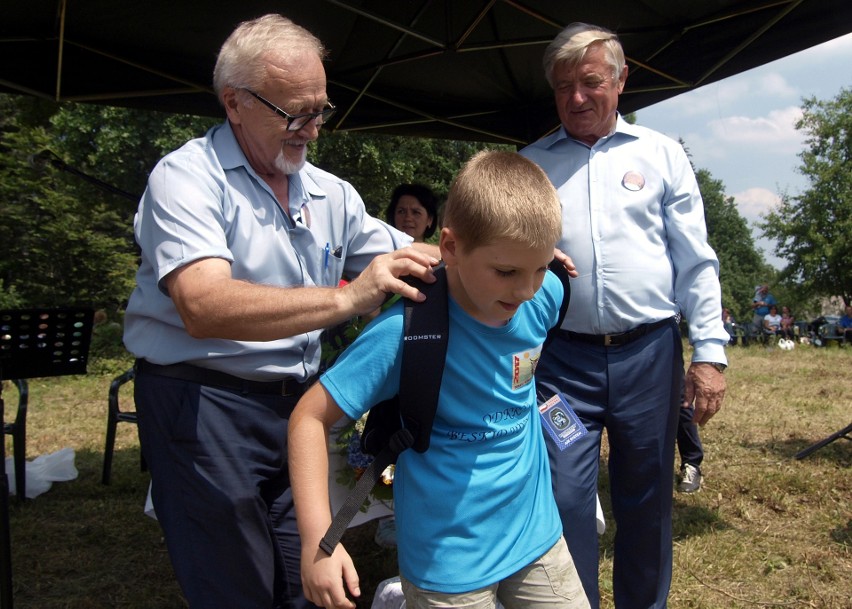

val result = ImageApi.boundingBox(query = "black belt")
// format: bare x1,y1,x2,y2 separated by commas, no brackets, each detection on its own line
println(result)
562,317,674,347
136,359,311,397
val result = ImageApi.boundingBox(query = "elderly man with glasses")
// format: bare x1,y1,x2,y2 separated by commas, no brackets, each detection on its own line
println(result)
123,14,438,609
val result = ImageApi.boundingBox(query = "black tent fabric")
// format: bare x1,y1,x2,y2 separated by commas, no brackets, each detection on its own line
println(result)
2,0,851,145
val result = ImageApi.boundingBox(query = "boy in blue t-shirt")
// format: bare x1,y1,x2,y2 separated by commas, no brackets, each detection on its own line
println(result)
289,150,589,609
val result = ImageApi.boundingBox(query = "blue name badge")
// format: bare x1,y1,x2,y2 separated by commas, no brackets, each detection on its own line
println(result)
539,393,588,451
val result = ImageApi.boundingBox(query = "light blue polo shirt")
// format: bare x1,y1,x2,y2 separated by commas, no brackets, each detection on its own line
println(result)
123,121,411,380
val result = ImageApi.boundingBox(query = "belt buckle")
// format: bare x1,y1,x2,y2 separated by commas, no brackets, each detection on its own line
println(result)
604,334,613,347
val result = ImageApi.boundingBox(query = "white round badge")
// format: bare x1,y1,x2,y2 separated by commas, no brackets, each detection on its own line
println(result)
622,171,645,191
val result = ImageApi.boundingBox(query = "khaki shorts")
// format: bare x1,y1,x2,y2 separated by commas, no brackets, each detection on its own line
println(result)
400,536,590,609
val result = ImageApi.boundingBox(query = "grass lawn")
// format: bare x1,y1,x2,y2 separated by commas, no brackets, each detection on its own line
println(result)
3,342,850,608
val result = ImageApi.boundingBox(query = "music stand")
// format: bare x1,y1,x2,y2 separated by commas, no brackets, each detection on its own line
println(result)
0,306,95,609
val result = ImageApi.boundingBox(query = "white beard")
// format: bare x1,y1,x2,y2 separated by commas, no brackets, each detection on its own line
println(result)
275,148,306,175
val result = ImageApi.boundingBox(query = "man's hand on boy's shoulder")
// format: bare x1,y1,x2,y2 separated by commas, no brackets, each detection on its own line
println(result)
301,544,361,609
343,247,439,313
410,241,441,261
553,248,579,278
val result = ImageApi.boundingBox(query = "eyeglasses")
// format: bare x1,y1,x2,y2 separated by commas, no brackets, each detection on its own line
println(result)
243,89,336,131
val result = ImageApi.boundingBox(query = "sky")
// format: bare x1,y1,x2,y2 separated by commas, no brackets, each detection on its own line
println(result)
634,32,852,269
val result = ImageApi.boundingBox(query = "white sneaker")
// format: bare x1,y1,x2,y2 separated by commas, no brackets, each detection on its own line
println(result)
677,463,702,493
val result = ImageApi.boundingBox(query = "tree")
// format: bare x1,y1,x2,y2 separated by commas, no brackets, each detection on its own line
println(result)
761,88,852,306
311,132,508,219
50,101,218,219
0,94,216,311
695,167,770,322
0,99,136,309
639,132,771,322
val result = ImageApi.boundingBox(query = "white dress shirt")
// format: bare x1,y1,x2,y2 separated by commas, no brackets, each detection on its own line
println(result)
521,115,728,364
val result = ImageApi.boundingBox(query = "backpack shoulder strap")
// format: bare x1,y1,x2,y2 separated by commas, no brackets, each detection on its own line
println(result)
399,264,449,453
319,264,449,555
544,259,571,348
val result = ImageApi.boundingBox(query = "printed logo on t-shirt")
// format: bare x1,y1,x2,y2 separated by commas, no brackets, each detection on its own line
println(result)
512,344,542,390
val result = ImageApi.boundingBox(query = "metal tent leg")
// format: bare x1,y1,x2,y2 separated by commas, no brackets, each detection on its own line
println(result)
795,422,852,460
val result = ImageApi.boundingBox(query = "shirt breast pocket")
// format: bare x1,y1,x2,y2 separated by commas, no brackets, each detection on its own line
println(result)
318,243,344,287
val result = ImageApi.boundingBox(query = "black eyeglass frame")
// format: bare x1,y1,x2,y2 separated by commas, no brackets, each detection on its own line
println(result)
242,88,336,131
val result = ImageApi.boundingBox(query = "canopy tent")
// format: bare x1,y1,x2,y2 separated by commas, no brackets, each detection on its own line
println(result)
2,0,851,145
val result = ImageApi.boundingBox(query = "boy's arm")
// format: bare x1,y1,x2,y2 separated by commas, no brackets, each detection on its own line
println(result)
289,382,361,609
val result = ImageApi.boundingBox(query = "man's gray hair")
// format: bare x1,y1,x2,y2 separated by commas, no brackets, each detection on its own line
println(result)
543,22,625,88
213,14,327,102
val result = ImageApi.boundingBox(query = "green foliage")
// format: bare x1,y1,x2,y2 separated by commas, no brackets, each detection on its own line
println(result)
697,168,771,321
0,94,216,311
311,131,509,218
0,111,131,308
761,88,852,306
86,315,129,373
0,279,24,309
49,101,218,222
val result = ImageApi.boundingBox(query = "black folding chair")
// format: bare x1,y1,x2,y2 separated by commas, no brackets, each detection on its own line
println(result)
0,306,95,609
102,367,145,485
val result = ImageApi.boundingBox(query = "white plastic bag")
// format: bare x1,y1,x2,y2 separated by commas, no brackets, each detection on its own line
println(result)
5,447,78,498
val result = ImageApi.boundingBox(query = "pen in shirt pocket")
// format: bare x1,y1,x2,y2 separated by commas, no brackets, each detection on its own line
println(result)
323,244,343,269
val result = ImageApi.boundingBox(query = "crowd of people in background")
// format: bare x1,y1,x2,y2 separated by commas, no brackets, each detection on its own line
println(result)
723,284,848,348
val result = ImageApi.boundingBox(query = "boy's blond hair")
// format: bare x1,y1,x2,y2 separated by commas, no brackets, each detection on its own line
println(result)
442,150,562,251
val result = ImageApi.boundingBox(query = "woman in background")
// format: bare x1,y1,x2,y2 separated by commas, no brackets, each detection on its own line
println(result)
386,183,439,243
764,305,783,336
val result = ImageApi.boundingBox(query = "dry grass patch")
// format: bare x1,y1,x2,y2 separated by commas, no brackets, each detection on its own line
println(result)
2,343,850,608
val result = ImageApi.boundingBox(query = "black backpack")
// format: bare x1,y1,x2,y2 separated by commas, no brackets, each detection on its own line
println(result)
319,261,571,555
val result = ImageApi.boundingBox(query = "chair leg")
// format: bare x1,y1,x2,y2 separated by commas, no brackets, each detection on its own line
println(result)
11,379,27,502
103,368,137,485
12,428,25,502
102,411,118,485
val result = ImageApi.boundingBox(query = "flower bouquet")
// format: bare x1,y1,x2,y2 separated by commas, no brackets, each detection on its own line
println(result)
333,416,395,506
